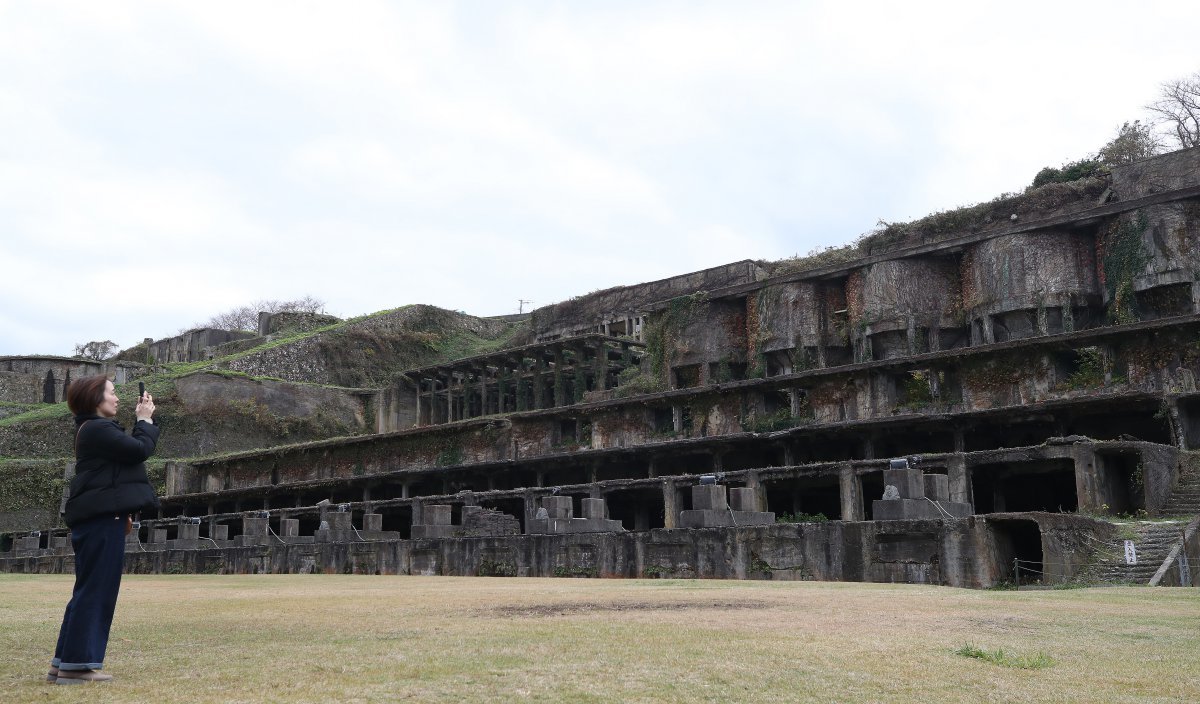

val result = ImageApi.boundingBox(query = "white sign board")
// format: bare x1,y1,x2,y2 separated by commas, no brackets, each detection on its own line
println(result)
1124,540,1137,565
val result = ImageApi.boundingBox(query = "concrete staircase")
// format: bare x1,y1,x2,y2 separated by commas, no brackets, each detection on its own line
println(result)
1092,521,1188,585
1159,463,1200,516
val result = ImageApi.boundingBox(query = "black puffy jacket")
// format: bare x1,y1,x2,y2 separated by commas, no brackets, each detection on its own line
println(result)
63,413,161,527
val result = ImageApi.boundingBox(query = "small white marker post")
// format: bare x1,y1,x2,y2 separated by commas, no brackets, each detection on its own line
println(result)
1124,540,1137,565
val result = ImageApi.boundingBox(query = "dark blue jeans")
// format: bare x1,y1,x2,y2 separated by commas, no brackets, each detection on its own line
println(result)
52,514,127,671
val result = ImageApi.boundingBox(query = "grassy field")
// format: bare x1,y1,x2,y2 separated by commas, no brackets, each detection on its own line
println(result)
1,575,1196,703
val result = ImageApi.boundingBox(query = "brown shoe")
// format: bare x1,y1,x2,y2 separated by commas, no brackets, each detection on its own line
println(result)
45,666,58,683
55,669,113,684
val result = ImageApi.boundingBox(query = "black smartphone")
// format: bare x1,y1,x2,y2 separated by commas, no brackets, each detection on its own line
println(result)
138,382,145,398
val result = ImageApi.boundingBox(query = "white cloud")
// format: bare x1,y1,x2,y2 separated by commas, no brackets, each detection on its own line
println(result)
2,0,1199,355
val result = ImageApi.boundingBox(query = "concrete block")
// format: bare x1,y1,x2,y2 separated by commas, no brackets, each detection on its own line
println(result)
327,513,352,530
580,498,606,520
280,519,300,537
923,474,949,502
678,509,775,528
411,524,457,540
242,517,268,537
178,523,200,541
691,484,728,511
425,505,453,526
51,536,70,550
542,496,573,519
15,536,40,553
151,529,168,544
729,488,757,512
363,513,383,532
212,525,229,541
872,498,972,521
883,468,925,500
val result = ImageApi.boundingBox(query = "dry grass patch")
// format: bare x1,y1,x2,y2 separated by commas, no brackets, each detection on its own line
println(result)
0,575,1196,703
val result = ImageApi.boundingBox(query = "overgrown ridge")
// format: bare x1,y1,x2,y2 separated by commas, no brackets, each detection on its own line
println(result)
0,305,529,461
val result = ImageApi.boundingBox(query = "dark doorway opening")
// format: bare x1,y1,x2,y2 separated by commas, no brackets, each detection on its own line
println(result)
971,460,1077,513
991,519,1043,585
860,472,884,519
43,371,56,403
605,487,665,531
764,475,842,521
1095,452,1143,516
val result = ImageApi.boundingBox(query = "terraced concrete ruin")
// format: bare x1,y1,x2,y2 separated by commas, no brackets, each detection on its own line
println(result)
4,148,1200,587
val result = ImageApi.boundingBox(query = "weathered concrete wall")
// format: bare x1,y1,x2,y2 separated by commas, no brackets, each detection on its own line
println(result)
0,356,105,403
672,298,748,376
0,515,1115,589
1108,148,1200,303
855,259,961,332
754,282,846,353
530,260,765,342
1111,146,1200,200
148,329,258,364
963,232,1099,326
0,372,43,405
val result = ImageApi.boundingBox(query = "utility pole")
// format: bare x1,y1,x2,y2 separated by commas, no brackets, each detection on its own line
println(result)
518,300,532,314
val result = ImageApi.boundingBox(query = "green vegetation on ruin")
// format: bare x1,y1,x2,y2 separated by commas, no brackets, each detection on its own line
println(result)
768,175,1109,277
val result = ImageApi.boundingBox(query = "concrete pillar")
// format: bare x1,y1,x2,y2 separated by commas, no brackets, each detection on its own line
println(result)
648,457,658,479
581,497,606,519
711,451,724,473
593,342,607,391
743,470,766,512
363,513,382,532
1167,398,1190,451
534,356,547,410
662,479,679,529
553,347,565,407
906,315,918,355
839,464,863,522
947,455,971,506
522,491,538,534
1071,443,1101,513
478,369,488,417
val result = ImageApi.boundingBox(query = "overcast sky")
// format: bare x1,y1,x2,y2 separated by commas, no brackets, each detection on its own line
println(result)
2,1,1198,357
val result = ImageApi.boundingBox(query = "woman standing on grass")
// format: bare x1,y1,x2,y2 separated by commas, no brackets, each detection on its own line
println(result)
49,375,160,685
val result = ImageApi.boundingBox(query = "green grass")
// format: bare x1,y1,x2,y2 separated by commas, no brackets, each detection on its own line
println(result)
0,402,70,428
1,576,1196,703
954,643,1055,669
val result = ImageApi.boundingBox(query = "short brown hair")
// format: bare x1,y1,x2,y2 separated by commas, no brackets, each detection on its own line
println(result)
66,375,110,415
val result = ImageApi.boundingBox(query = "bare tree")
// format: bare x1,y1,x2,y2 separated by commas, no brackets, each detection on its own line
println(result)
200,296,327,332
1146,72,1200,149
1097,120,1162,165
74,340,118,360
